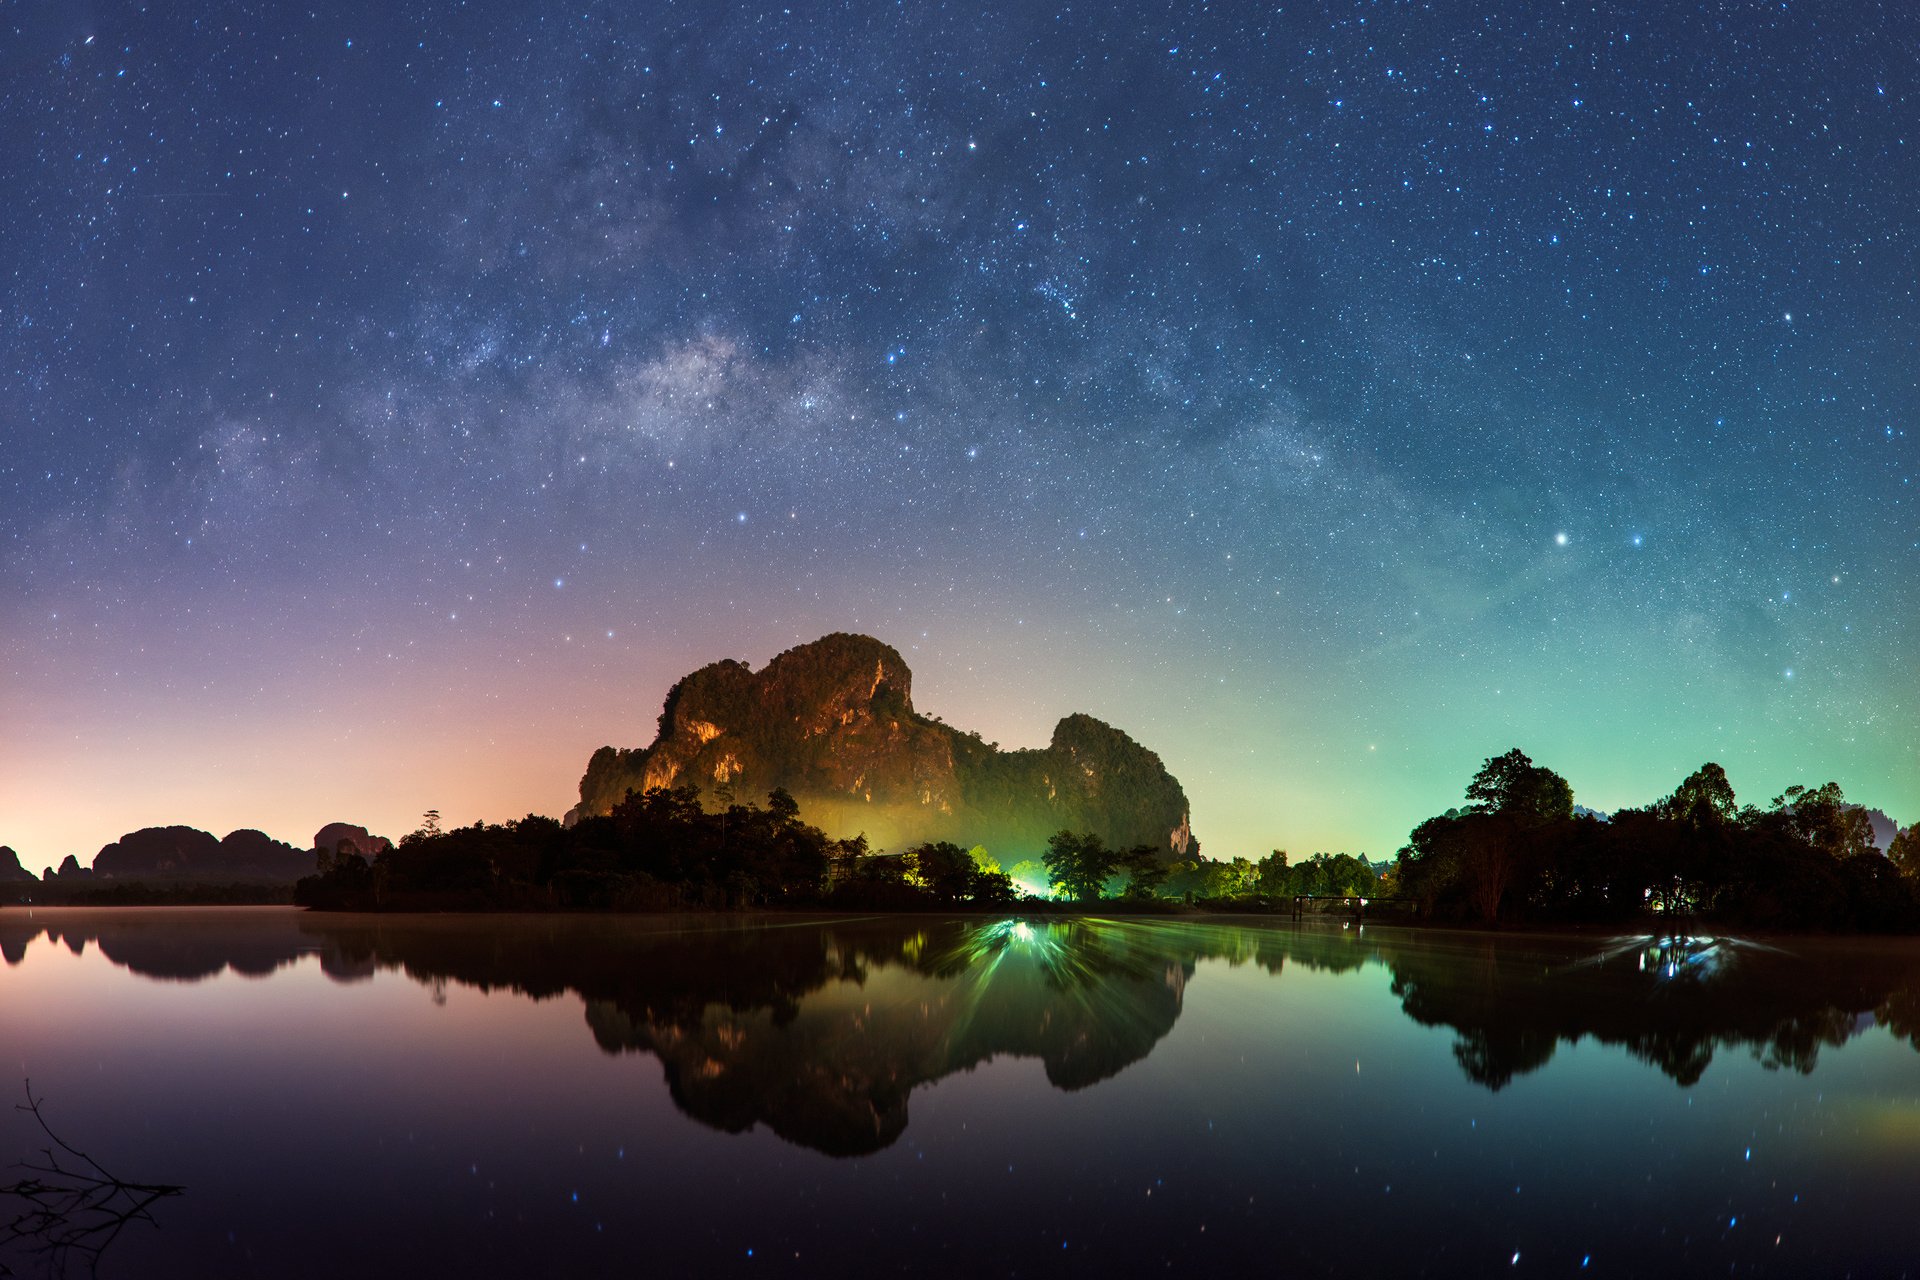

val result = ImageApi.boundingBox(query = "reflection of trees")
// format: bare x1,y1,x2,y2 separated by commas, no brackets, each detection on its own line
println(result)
1381,933,1920,1091
14,909,1920,1145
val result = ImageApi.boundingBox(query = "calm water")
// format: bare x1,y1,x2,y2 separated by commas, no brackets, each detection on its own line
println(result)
4,909,1919,1277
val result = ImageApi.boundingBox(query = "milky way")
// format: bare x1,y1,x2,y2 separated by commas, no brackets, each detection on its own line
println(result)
3,1,1914,869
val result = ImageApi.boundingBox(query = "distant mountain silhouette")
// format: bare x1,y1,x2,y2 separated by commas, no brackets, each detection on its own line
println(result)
1857,806,1899,851
91,826,310,882
0,846,35,883
567,632,1194,858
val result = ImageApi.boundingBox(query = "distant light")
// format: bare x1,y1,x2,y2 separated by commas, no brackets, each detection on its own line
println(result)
553,578,564,588
1555,532,1569,546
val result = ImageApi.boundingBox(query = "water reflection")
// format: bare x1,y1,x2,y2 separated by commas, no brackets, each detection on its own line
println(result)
6,910,1920,1156
1384,931,1920,1090
314,915,1194,1156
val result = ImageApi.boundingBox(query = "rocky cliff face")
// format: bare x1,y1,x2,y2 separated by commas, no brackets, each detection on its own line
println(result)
568,633,1194,858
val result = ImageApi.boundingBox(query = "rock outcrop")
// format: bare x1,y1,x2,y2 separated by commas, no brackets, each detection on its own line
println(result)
0,846,35,882
567,633,1193,858
312,822,392,861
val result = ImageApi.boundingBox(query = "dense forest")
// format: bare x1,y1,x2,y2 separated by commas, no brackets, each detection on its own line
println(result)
293,750,1918,932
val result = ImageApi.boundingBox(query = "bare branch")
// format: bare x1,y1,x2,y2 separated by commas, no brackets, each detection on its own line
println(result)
1,1081,184,1279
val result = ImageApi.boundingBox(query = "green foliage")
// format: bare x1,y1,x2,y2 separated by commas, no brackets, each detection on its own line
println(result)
1258,850,1380,901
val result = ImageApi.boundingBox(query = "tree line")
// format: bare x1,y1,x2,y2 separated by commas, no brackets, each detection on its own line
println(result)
295,750,1916,929
294,779,1385,913
1394,748,1920,930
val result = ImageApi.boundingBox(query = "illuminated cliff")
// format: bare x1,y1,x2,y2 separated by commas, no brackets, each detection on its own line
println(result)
567,633,1193,858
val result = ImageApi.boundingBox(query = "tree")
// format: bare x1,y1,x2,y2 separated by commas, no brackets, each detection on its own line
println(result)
417,809,442,839
1458,816,1517,924
1891,826,1920,880
908,842,977,902
766,788,801,824
1043,830,1116,903
1662,763,1738,828
1256,850,1290,897
1119,845,1170,900
1771,783,1876,861
1465,749,1574,824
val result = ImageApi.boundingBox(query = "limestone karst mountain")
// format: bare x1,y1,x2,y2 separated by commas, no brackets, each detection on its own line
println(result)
0,846,36,883
567,633,1194,859
91,826,310,881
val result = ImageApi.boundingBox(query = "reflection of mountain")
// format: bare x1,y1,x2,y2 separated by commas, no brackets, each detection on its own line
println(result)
1,910,1194,1156
305,915,1193,1156
581,919,1189,1154
0,908,318,980
11,909,1920,1145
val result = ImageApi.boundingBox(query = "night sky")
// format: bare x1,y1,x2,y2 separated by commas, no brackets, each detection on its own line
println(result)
4,1,1915,872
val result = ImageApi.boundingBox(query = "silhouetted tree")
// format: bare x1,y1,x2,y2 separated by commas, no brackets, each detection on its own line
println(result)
1119,846,1170,900
1044,831,1116,903
1465,748,1574,824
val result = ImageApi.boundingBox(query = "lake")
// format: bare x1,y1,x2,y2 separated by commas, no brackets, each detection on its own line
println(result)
3,908,1918,1277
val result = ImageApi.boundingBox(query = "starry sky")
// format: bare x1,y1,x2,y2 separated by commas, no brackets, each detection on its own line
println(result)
3,0,1915,872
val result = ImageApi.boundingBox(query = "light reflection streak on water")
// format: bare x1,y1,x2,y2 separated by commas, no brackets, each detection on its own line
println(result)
1575,933,1790,987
